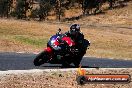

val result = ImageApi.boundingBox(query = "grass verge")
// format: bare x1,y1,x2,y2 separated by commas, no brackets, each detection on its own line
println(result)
14,35,48,48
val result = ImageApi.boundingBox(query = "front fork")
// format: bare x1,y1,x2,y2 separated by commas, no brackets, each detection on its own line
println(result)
44,47,54,61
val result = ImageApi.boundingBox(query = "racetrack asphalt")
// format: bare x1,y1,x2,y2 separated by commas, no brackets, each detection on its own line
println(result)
0,52,132,71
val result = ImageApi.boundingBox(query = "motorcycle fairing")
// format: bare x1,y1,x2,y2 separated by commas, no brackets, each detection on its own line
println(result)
44,47,52,53
48,35,59,47
61,37,75,46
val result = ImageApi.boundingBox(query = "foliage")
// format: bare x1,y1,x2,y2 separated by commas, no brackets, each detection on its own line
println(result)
0,0,129,21
38,0,53,21
15,0,26,19
0,0,9,17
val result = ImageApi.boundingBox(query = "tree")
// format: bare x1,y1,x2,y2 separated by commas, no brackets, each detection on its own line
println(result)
38,0,52,21
15,0,26,19
0,0,11,18
55,0,67,21
25,0,33,20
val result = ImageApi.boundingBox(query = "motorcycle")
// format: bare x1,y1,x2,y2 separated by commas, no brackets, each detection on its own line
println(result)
33,29,90,67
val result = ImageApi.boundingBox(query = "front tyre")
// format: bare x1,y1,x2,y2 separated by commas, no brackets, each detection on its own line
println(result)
33,51,48,66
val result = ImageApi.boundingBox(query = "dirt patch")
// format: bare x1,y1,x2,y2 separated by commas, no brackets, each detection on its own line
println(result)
0,68,132,88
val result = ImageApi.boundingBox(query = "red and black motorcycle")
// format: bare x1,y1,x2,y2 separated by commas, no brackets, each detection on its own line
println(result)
33,29,90,67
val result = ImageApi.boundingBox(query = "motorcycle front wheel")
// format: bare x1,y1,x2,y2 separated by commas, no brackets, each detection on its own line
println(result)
33,51,49,66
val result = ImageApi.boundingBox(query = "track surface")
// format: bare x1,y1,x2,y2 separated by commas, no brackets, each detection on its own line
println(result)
0,52,132,71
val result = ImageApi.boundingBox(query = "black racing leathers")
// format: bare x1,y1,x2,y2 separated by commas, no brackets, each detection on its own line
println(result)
65,31,90,57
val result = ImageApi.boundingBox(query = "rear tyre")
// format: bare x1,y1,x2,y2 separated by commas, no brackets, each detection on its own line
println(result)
33,51,48,66
61,61,71,68
73,57,82,67
73,60,81,67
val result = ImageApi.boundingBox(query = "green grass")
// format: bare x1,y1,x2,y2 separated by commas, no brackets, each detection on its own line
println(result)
14,36,48,48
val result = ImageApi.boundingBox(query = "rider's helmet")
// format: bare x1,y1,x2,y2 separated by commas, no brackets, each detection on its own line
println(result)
70,24,80,38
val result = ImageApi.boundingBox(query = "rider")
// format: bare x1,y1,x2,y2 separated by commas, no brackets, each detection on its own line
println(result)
54,24,90,59
54,24,90,66
65,24,90,57
65,24,84,45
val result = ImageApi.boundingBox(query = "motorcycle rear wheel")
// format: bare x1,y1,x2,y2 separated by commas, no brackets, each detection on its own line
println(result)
33,51,48,66
62,62,71,68
73,56,82,67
